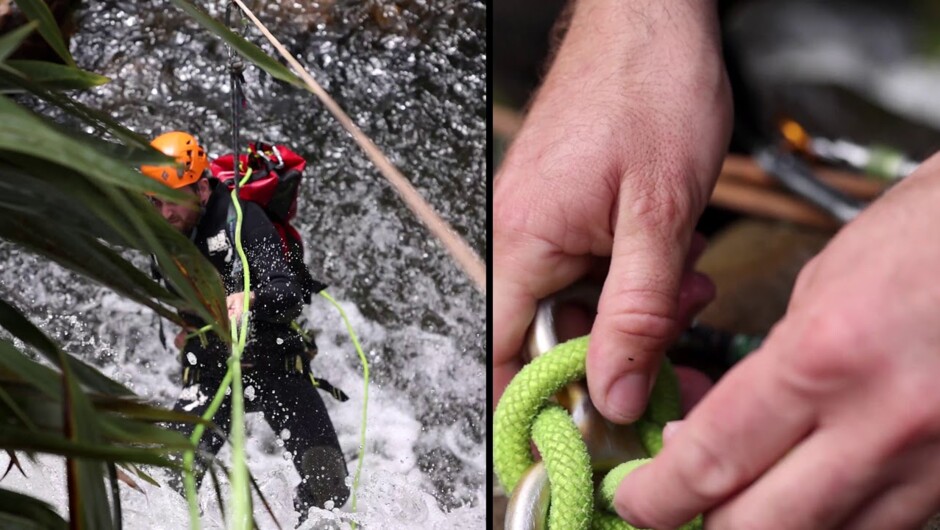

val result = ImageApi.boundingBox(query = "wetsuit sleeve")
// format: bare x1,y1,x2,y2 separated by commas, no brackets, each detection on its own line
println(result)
237,201,303,323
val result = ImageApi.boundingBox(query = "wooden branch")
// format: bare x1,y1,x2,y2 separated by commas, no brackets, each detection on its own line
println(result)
721,155,888,201
711,179,840,230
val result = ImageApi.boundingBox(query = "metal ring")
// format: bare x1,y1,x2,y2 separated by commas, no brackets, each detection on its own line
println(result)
525,283,601,362
504,462,550,530
524,282,648,470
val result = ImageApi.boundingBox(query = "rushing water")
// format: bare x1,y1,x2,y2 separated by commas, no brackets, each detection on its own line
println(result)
0,0,485,528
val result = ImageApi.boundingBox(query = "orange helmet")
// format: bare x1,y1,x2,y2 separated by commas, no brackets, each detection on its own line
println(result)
141,131,209,188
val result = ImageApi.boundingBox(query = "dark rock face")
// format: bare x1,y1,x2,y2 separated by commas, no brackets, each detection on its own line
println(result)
0,0,81,62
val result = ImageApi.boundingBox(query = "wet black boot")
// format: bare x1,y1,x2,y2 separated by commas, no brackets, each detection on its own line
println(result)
293,445,350,528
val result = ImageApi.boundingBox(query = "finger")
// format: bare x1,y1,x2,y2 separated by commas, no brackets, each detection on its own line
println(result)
662,421,683,445
685,232,708,270
673,366,712,415
677,270,715,327
841,445,940,530
587,222,691,423
493,228,590,406
585,246,712,286
614,352,817,529
705,426,883,530
842,481,940,530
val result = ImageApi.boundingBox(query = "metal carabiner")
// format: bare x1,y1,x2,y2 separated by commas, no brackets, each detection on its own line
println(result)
505,284,651,530
525,282,648,471
260,139,286,169
504,462,550,530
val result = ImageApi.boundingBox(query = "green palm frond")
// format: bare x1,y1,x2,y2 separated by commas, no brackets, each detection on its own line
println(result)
0,5,260,527
0,0,323,525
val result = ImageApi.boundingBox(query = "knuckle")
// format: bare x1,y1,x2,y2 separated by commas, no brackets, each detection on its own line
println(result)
624,172,694,234
677,430,747,502
599,287,677,352
495,180,601,255
788,312,878,386
620,140,707,226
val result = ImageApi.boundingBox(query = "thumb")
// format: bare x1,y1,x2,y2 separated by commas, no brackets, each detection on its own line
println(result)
175,330,189,350
587,226,692,423
493,227,590,407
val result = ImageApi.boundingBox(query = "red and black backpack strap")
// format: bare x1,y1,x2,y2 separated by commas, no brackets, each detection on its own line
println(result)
223,201,327,304
212,142,326,303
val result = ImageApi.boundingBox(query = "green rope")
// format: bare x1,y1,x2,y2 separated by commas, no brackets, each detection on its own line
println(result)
532,404,592,529
493,335,703,529
318,290,370,518
182,369,235,525
226,185,253,529
180,176,256,529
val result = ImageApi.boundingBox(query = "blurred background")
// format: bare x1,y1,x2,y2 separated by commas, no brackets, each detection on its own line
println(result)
493,0,940,527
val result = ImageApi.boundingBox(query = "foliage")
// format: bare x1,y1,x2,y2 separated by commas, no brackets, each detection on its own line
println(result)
0,0,297,526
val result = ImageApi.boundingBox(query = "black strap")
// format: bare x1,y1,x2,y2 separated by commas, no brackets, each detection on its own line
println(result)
149,254,168,351
313,377,349,402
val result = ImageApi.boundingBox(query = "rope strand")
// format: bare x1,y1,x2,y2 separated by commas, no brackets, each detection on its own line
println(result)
319,290,370,520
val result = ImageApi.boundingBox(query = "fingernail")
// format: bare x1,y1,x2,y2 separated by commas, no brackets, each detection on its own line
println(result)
606,372,649,422
614,503,634,523
679,272,714,301
663,420,683,443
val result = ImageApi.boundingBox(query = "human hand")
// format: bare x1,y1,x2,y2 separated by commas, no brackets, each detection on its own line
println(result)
174,327,192,350
556,300,715,416
615,152,940,530
494,0,732,423
226,291,255,322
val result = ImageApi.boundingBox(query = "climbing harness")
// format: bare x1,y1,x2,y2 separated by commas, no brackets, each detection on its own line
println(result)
495,286,701,530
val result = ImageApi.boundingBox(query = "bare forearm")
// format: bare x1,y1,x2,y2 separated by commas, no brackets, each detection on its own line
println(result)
552,0,721,76
494,0,731,420
503,0,729,223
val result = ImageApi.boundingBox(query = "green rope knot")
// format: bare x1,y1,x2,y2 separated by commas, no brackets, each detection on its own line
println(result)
494,335,703,530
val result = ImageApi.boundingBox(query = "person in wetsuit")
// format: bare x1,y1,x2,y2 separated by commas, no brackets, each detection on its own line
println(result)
141,131,350,521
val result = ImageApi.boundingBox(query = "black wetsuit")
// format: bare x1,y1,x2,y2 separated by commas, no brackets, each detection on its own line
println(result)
167,181,349,514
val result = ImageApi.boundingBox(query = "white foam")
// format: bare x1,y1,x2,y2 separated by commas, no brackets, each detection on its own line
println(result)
0,253,484,528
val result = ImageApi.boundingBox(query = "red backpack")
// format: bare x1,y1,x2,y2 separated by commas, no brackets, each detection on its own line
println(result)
209,142,324,302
